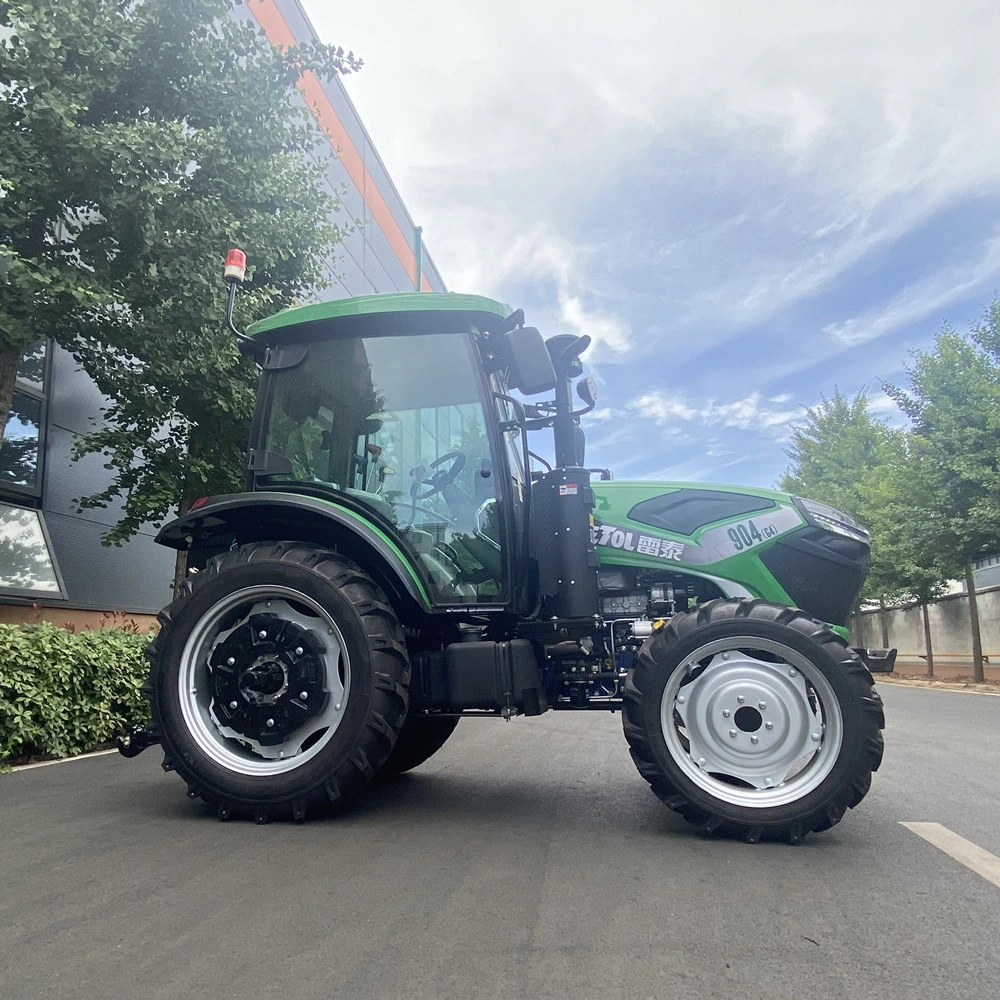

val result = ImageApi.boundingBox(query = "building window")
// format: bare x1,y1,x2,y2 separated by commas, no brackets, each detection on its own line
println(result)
0,339,49,500
0,501,65,598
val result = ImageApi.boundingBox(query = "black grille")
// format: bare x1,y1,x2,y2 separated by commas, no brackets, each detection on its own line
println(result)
760,527,869,625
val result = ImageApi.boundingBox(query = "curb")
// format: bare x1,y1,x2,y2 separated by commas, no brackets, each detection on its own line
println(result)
878,675,1000,697
6,748,120,773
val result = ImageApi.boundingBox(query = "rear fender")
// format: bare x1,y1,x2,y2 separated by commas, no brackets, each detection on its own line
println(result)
156,493,431,615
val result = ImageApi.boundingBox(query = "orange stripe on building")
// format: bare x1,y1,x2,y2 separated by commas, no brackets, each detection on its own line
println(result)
247,0,432,291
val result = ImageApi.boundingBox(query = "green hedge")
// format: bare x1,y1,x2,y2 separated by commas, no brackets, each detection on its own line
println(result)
0,622,152,767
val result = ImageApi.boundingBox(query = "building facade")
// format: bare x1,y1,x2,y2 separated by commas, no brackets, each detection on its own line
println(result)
970,554,1000,591
0,0,445,624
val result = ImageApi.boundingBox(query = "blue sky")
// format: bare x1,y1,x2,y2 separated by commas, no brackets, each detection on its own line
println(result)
303,0,1000,489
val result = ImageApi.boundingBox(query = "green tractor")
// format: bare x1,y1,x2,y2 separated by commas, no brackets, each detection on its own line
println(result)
120,251,893,841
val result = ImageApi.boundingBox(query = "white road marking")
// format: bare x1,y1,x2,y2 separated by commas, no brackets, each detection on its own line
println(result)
9,748,120,772
901,822,1000,889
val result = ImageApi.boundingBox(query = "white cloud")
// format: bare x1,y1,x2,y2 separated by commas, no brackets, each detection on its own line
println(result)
306,0,1000,356
823,234,1000,347
588,407,622,423
865,389,911,428
633,393,696,424
558,292,630,356
633,389,804,434
638,455,753,484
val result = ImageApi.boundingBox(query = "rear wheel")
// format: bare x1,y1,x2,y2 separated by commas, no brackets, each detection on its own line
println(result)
622,599,884,842
147,542,410,822
378,715,460,777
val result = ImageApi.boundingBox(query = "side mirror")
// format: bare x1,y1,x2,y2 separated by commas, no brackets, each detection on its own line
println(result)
503,326,557,395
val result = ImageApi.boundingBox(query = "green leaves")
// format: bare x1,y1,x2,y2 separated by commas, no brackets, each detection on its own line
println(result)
1,0,356,534
0,622,151,766
883,316,1000,562
780,298,1000,606
779,389,911,602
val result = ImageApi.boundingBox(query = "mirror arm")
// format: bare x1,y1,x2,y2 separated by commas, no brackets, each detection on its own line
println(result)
523,416,554,431
528,449,553,473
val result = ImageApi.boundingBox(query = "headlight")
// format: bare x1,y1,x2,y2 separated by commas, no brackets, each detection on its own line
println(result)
794,497,871,544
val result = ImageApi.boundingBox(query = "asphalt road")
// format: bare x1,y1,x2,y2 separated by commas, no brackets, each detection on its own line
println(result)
2,683,999,1000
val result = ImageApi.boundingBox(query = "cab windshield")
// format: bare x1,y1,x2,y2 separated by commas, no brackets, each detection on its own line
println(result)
260,331,503,603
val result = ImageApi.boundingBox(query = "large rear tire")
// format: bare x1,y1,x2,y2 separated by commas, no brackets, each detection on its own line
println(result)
622,599,884,843
378,715,460,777
147,542,410,822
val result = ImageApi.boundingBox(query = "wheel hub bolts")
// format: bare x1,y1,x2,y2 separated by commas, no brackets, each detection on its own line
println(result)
729,729,737,738
750,736,759,744
722,709,731,718
227,657,236,666
266,718,275,728
229,700,238,710
258,630,268,639
300,691,308,700
294,646,304,656
811,732,820,741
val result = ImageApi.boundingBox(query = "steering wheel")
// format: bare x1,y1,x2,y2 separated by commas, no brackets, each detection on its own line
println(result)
409,451,466,501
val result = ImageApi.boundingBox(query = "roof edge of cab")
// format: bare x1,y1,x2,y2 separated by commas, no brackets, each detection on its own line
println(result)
248,292,511,338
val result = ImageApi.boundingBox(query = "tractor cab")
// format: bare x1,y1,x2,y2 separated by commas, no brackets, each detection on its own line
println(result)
241,292,595,620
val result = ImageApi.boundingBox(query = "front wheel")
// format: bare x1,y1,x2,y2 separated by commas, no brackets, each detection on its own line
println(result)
147,542,410,822
622,599,885,843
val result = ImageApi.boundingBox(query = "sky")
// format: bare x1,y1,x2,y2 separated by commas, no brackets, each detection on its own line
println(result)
302,0,1000,490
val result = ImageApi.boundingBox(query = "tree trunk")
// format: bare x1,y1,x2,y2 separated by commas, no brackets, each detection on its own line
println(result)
879,598,890,649
0,342,22,453
921,602,934,679
964,558,985,683
171,548,189,601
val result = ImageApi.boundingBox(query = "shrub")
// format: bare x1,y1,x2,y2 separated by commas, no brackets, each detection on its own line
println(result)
0,622,152,767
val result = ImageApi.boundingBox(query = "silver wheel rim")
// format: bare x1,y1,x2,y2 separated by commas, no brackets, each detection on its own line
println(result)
659,635,843,809
178,585,350,777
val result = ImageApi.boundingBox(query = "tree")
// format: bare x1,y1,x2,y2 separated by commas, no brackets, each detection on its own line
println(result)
859,443,958,675
779,389,912,608
0,1,358,569
884,303,1000,682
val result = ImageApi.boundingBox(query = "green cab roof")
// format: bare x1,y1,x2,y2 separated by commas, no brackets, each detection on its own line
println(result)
247,292,511,338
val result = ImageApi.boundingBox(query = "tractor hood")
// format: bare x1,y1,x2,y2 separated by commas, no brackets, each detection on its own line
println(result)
588,480,870,626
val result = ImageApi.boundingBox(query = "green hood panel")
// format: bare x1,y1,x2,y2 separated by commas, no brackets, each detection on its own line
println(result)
590,481,804,604
593,480,793,513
